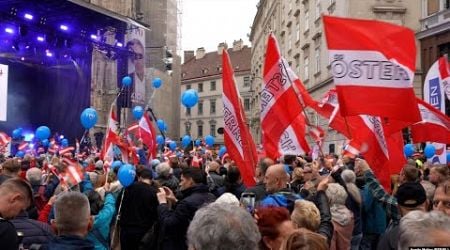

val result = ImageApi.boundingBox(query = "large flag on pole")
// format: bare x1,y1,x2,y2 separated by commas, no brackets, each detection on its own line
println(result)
222,49,257,186
422,56,450,164
323,16,421,126
261,34,310,159
101,103,121,161
139,112,157,160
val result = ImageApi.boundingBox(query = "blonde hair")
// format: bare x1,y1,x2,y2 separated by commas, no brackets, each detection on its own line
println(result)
291,200,320,232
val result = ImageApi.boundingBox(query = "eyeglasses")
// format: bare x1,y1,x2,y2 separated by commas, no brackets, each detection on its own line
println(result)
432,200,450,209
131,53,143,60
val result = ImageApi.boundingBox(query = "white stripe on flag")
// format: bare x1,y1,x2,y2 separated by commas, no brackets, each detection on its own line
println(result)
222,95,244,158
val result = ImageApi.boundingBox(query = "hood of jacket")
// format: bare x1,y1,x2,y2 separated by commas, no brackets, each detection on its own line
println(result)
330,204,353,226
47,235,94,250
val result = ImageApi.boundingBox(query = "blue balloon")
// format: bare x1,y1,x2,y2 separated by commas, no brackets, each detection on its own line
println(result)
12,129,22,139
133,106,144,120
157,119,165,132
41,139,49,147
35,126,51,140
403,144,414,157
16,151,25,158
169,141,177,151
181,89,199,108
80,108,98,129
181,135,192,148
156,135,164,145
447,152,450,164
111,160,122,170
61,138,69,147
118,164,136,187
195,139,201,147
205,135,215,147
152,78,162,89
122,76,132,87
163,123,168,132
218,146,227,158
424,144,436,158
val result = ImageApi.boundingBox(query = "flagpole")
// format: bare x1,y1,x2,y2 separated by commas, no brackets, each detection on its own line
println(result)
279,62,326,158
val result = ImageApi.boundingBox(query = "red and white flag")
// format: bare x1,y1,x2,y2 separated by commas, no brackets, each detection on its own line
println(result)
61,158,84,186
261,34,310,159
100,103,121,161
59,146,75,156
138,112,157,160
0,132,11,146
309,126,325,143
411,98,450,144
323,16,421,126
18,142,29,151
222,49,257,186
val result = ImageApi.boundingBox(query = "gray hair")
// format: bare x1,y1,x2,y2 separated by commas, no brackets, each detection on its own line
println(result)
325,183,348,206
398,210,450,250
420,180,436,202
341,170,362,204
187,203,261,250
26,168,42,185
54,192,91,235
156,162,172,178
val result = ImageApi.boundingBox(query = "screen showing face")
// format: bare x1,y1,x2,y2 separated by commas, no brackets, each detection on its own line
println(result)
240,192,256,214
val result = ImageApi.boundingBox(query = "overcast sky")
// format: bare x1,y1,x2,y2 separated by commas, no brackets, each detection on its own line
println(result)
181,0,259,54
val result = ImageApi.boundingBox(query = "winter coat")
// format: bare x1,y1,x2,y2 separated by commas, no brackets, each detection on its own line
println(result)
244,181,267,203
156,175,179,193
216,182,246,199
157,184,216,250
86,193,116,250
260,188,302,213
10,211,54,249
362,185,387,235
0,217,19,250
313,190,334,245
207,171,224,191
47,235,94,250
330,205,354,250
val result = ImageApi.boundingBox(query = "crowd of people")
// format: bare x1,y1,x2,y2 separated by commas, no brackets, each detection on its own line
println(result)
0,147,449,250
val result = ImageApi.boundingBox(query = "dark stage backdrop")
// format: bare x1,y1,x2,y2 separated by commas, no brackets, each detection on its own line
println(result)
0,57,92,144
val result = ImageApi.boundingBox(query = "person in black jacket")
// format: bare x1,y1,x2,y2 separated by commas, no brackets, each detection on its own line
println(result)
216,165,246,199
245,157,274,203
118,168,159,250
10,210,54,249
156,167,216,250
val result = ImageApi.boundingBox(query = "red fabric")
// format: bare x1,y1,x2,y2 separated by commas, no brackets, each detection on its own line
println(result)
323,15,421,126
411,98,450,144
0,132,11,146
139,113,157,160
38,203,52,223
261,34,310,159
100,104,121,160
222,50,257,186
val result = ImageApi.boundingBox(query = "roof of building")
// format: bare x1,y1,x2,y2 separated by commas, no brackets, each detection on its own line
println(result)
181,46,251,82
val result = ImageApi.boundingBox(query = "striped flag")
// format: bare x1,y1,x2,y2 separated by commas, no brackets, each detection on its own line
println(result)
138,112,157,160
101,103,121,161
411,98,450,144
323,16,421,126
59,146,75,156
261,34,310,159
61,158,84,186
18,142,29,151
0,132,11,146
222,49,257,186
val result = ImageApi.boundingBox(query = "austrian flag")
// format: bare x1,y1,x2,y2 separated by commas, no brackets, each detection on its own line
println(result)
323,16,421,124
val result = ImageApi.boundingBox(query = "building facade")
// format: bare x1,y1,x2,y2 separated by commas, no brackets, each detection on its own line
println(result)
180,40,252,145
416,0,450,115
250,0,423,154
86,0,181,145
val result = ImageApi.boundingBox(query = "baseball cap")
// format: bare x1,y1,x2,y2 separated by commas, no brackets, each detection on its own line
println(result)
395,182,427,208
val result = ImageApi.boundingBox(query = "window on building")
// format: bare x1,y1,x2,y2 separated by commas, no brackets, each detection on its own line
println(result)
427,0,440,15
329,144,335,154
244,76,250,87
296,22,300,41
186,84,191,90
244,98,250,111
304,10,309,32
304,57,309,80
295,55,300,75
315,48,320,74
186,107,191,116
210,124,216,137
185,122,191,135
210,81,216,91
210,99,216,114
198,101,203,115
198,83,203,92
198,125,203,137
315,1,321,20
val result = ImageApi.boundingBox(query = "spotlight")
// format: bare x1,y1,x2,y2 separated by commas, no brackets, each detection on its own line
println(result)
21,57,24,61
24,133,34,142
24,13,33,20
60,135,64,139
60,25,68,31
12,41,19,51
90,34,98,40
46,50,53,57
5,28,14,34
116,42,123,47
25,45,30,49
37,36,45,42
